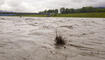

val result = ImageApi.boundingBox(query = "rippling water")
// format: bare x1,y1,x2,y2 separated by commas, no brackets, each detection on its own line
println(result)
0,16,105,60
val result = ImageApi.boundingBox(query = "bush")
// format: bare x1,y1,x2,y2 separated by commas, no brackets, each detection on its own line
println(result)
54,31,66,46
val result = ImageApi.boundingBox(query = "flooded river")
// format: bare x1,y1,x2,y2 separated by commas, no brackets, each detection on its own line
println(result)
0,16,105,60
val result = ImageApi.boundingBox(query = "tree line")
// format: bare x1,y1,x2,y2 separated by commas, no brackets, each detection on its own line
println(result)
0,6,105,16
39,9,58,15
38,6,105,14
0,12,38,16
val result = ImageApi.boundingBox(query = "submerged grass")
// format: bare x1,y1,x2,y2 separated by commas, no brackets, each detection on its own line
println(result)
54,30,66,46
55,35,66,46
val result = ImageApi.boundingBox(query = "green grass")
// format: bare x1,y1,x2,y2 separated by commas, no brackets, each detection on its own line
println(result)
16,12,105,18
23,15,48,17
53,12,105,18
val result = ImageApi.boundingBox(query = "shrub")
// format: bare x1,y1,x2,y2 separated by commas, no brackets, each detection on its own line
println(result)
54,31,66,46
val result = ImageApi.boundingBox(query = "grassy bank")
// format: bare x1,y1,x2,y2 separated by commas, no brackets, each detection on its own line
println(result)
23,14,48,17
54,12,105,18
23,12,105,18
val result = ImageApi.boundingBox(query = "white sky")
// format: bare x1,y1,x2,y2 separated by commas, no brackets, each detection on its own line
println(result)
0,0,105,12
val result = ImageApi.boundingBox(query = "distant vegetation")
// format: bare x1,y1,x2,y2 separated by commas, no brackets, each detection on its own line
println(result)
24,12,105,18
39,6,105,14
35,6,105,18
39,9,58,15
0,6,105,18
0,12,38,16
53,12,105,18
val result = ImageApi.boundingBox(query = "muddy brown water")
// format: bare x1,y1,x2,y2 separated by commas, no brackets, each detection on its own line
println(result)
0,16,105,60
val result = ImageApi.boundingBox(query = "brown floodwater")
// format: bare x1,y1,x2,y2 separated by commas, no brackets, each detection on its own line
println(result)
0,16,105,60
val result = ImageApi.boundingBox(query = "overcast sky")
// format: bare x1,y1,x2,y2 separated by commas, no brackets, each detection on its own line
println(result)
0,0,105,12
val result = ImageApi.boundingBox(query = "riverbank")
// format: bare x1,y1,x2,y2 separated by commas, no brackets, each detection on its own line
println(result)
23,12,105,18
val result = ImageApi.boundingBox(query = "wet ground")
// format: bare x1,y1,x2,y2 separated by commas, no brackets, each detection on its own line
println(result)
0,16,105,60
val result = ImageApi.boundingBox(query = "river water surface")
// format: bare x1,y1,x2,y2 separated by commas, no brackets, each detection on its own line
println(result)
0,16,105,60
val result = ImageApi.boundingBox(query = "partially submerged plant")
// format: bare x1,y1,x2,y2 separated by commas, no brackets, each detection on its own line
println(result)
54,30,66,46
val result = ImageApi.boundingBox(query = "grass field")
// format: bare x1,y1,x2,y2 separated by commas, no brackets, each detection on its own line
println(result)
54,12,105,18
24,14,48,17
24,12,105,18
